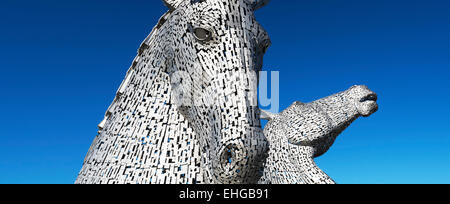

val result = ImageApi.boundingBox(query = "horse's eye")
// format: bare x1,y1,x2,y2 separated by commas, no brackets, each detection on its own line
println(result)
193,28,212,41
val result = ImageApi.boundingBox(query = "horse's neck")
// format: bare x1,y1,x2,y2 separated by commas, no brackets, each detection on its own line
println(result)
289,146,336,184
124,56,205,182
259,138,335,184
79,47,205,184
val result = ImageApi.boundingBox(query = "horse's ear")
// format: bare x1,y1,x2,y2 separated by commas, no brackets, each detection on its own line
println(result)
248,0,270,11
162,0,184,10
260,109,276,121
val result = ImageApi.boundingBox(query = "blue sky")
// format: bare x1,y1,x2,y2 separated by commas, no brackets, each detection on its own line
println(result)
0,0,449,184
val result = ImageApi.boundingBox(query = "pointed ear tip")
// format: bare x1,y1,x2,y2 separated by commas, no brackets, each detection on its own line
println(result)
260,109,276,120
163,0,270,11
254,0,271,10
162,0,184,10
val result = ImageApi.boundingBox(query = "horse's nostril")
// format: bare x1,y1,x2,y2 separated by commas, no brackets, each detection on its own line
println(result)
221,146,236,166
219,144,245,174
225,150,233,164
360,94,377,102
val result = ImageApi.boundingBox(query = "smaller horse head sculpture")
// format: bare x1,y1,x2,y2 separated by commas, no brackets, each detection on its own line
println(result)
161,0,271,183
260,85,379,184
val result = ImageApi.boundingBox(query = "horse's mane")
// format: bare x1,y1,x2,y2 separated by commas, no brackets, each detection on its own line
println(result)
100,10,174,124
139,10,173,55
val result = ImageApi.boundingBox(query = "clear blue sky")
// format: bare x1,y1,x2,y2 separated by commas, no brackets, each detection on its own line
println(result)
0,0,449,184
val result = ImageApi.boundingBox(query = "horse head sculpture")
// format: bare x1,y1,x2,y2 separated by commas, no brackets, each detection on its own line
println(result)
259,86,379,184
76,0,272,184
162,0,271,183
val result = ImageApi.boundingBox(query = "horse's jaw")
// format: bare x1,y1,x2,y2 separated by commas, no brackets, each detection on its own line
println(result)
178,100,267,183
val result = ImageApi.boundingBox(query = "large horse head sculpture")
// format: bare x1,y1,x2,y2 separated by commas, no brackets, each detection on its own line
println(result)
76,0,271,184
161,0,271,183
